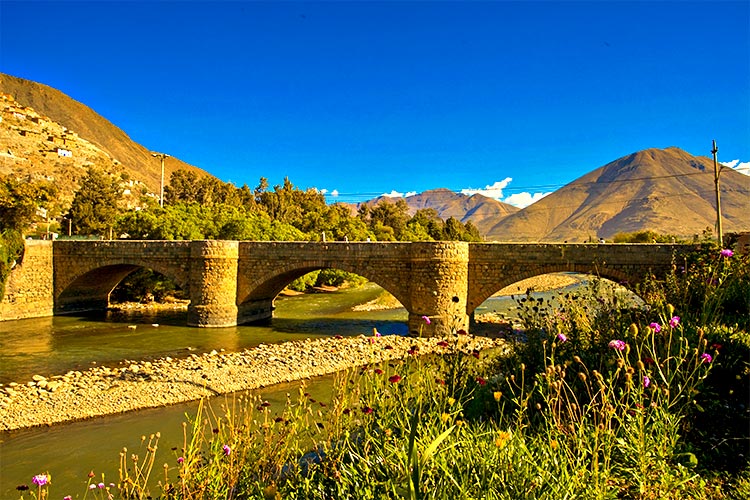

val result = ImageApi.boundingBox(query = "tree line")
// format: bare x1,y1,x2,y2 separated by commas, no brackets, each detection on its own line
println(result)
0,168,482,298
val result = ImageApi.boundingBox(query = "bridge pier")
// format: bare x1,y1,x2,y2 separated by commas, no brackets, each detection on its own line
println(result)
187,240,239,327
407,242,470,336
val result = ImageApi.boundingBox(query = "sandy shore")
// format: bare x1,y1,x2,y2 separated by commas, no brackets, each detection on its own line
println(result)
0,334,505,432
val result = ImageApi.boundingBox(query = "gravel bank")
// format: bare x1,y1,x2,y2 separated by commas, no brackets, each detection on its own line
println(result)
0,334,505,432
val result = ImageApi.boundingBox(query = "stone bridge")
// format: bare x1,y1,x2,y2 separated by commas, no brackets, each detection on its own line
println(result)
1,240,696,335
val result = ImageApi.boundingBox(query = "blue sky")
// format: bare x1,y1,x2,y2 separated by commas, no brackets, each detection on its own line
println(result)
2,0,748,206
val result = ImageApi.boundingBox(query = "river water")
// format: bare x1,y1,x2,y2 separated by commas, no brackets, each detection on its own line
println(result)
0,284,523,498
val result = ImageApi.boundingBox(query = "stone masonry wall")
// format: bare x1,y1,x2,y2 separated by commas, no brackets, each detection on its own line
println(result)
0,240,54,320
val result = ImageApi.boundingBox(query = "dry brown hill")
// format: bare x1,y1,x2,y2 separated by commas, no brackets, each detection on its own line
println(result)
485,147,750,242
0,73,211,201
360,188,520,232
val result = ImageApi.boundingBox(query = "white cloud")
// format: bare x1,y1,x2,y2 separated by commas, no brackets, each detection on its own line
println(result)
330,189,339,197
460,178,513,200
381,190,417,198
503,191,551,208
382,190,405,198
721,159,750,176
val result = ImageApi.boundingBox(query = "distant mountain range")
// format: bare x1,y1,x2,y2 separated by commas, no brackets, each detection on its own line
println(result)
2,73,748,241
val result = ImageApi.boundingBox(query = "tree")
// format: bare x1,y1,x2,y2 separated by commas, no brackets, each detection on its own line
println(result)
0,175,57,233
69,168,122,237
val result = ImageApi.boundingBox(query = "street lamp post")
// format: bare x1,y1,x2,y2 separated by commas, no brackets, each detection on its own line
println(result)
151,152,170,207
711,140,725,246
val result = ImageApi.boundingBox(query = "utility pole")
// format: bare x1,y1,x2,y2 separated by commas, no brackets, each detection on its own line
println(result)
151,152,170,207
711,140,724,246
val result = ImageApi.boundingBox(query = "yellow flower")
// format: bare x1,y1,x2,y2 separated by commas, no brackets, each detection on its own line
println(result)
447,397,456,406
495,431,511,448
550,439,559,450
493,391,502,402
441,413,451,424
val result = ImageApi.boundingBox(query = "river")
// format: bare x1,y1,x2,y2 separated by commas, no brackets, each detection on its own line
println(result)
1,282,527,498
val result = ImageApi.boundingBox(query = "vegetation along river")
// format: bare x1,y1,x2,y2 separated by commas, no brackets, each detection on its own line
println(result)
0,276,600,497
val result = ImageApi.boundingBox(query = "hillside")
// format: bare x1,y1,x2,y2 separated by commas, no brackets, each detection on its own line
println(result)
485,147,750,242
360,188,520,233
0,73,211,202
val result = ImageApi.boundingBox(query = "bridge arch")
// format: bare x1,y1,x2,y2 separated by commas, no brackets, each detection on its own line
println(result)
236,260,410,325
466,264,642,315
55,260,190,314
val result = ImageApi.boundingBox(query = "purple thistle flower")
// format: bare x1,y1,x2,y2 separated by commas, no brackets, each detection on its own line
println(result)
421,315,431,325
557,333,567,343
643,376,651,388
701,353,713,364
669,316,680,328
31,475,48,487
98,483,105,489
648,322,662,333
608,339,626,351
177,456,184,464
720,249,734,258
223,444,231,456
64,496,72,500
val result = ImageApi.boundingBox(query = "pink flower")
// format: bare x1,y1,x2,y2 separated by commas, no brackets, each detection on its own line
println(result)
648,322,662,333
701,353,713,364
643,376,651,388
608,339,626,351
476,376,487,386
222,444,231,456
98,483,105,489
421,315,431,325
177,457,184,464
669,316,680,328
31,474,48,487
64,496,72,500
361,406,373,415
720,249,734,258
556,333,567,343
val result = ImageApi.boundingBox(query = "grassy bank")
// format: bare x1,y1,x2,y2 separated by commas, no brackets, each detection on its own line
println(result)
18,246,750,499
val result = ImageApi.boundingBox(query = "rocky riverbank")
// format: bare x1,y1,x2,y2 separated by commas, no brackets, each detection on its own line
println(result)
0,333,506,432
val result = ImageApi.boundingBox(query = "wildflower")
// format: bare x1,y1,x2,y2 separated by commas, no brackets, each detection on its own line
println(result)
644,357,655,365
648,322,662,333
495,431,511,448
422,315,431,325
436,340,449,347
668,316,680,328
88,471,95,478
643,376,651,388
441,412,451,424
720,249,734,258
333,335,343,339
177,457,184,464
435,378,446,385
388,374,402,383
89,484,96,490
550,439,558,451
493,391,502,402
712,343,722,350
384,345,393,350
608,339,626,351
222,444,231,456
476,376,487,386
98,483,105,489
556,333,567,343
64,496,72,500
372,328,381,338
448,397,456,405
701,353,713,364
32,474,48,486
374,368,383,375
457,329,468,335
362,406,374,415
